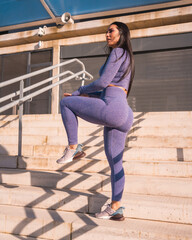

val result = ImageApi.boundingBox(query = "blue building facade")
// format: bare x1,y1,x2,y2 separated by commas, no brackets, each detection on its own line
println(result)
0,0,184,30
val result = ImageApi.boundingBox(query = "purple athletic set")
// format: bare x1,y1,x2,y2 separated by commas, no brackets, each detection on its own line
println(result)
60,48,133,202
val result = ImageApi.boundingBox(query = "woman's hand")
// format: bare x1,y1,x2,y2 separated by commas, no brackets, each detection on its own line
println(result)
64,93,72,97
80,94,89,97
63,93,89,97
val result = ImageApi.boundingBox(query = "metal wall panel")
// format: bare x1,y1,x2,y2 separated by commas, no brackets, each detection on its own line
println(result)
0,50,53,115
129,48,192,111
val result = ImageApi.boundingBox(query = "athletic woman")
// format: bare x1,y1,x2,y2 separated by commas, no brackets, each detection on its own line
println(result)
57,21,135,221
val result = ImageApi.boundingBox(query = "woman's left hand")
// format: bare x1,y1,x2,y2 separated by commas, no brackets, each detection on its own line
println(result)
64,93,72,97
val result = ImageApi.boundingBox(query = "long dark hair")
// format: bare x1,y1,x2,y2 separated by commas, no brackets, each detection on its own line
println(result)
105,21,135,96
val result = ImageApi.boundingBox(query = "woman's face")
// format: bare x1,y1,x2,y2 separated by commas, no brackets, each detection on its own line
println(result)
106,24,120,48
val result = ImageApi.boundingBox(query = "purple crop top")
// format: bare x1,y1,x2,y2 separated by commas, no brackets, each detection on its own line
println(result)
72,47,131,96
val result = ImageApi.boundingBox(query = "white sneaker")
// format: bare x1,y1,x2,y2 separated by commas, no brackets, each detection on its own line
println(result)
95,204,125,221
56,144,84,164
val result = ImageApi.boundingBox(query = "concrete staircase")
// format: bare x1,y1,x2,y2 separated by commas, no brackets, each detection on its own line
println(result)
0,112,192,240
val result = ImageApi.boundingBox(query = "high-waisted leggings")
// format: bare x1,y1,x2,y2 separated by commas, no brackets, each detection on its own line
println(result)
60,87,133,201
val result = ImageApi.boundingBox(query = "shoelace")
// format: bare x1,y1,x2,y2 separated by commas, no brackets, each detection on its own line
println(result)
62,146,69,155
104,205,115,215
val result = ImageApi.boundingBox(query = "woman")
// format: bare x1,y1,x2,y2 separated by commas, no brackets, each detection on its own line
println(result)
57,21,135,221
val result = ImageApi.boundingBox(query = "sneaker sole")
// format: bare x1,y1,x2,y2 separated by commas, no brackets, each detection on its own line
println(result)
95,215,125,221
56,151,86,164
73,151,86,160
110,214,125,221
56,157,73,164
95,215,111,220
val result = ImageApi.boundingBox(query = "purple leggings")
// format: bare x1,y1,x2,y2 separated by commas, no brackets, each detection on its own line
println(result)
60,87,133,201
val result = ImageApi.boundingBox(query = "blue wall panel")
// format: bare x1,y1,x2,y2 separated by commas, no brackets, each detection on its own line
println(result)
0,0,179,28
0,0,50,27
46,0,180,16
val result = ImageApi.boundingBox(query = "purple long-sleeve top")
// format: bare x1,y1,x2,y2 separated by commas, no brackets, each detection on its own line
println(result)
72,47,131,96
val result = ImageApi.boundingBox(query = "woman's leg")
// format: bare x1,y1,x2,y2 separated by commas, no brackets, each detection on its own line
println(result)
58,95,108,164
104,126,128,206
60,95,109,145
60,97,79,146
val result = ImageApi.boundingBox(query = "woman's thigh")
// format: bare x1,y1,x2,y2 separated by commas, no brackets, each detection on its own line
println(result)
60,96,107,125
61,95,132,131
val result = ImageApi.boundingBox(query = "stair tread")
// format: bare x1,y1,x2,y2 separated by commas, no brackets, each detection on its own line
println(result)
0,168,192,198
1,135,192,141
0,233,45,240
0,204,192,240
1,114,192,129
1,112,192,239
18,156,192,177
17,155,192,163
1,184,192,223
1,144,192,159
1,183,192,202
1,155,192,178
1,126,192,138
1,112,192,120
2,167,192,179
1,167,192,181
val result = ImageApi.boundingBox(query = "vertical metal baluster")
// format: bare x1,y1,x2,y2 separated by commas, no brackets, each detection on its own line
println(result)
80,60,86,87
18,80,24,157
81,72,85,86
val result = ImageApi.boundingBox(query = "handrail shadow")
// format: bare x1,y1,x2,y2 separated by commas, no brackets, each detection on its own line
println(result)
0,115,19,128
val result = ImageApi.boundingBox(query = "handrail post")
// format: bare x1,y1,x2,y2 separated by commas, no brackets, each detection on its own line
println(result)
81,72,85,86
18,79,24,157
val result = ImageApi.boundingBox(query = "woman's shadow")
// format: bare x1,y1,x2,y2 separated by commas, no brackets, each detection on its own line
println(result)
0,144,19,188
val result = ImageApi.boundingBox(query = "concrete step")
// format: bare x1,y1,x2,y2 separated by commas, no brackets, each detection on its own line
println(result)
16,156,192,177
0,204,74,239
0,144,34,156
1,145,192,162
1,112,192,129
0,168,192,197
129,126,192,137
0,204,192,240
1,112,192,122
133,117,192,128
0,184,192,224
0,126,192,143
33,145,192,162
133,111,192,119
0,233,45,240
46,135,192,148
0,135,47,145
0,127,59,136
1,125,192,139
0,125,101,138
1,117,192,129
126,136,192,148
1,154,192,177
1,134,191,148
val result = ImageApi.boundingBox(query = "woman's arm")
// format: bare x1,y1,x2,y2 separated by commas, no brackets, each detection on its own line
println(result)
64,91,102,98
72,48,126,96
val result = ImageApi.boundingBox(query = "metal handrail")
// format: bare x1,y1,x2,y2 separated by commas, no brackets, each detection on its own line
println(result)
0,58,93,156
0,70,73,104
0,58,86,88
